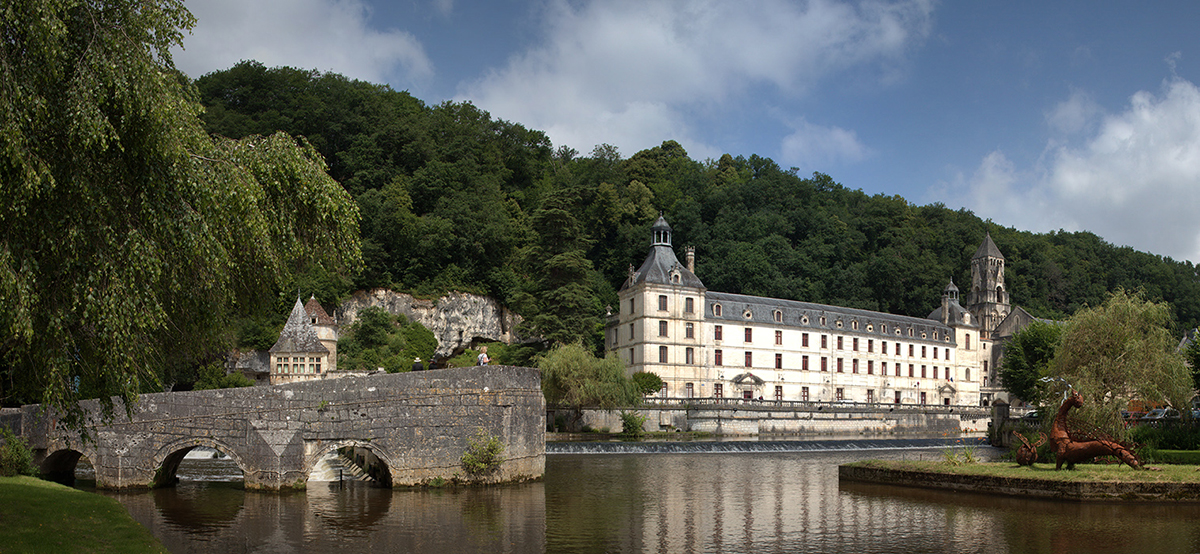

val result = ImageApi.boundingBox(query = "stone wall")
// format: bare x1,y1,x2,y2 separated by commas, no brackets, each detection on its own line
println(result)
18,366,544,490
336,289,524,358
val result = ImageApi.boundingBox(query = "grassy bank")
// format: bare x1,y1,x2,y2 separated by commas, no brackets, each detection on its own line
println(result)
847,459,1200,483
0,476,166,553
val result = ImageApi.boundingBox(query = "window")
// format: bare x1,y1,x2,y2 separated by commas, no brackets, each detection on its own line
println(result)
745,352,753,367
867,389,874,403
932,366,938,379
965,334,971,349
882,340,887,353
983,361,989,375
821,357,828,371
908,364,914,377
658,295,668,311
629,323,634,340
715,325,723,341
685,297,694,313
908,328,914,337
852,359,858,373
801,387,810,401
836,388,845,401
965,368,971,381
713,303,723,316
837,358,844,373
745,328,753,342
882,325,888,334
686,383,694,398
714,383,723,398
867,360,874,375
933,347,938,359
659,320,668,337
802,333,810,347
821,335,828,349
715,349,723,366
908,344,914,357
775,385,783,401
629,298,635,313
686,347,694,364
743,390,753,400
853,338,859,351
659,346,668,363
775,353,783,369
820,316,827,325
802,355,809,371
685,323,694,339
852,320,859,330
922,346,927,358
774,310,783,323
921,365,927,378
629,348,635,364
895,391,902,404
775,330,782,345
868,339,873,353
895,343,901,355
920,392,927,404
837,336,844,350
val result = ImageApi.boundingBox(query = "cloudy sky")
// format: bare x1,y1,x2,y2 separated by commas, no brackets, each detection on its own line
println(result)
173,0,1200,264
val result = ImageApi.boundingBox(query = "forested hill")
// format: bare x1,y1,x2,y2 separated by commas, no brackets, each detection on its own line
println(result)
195,61,1200,340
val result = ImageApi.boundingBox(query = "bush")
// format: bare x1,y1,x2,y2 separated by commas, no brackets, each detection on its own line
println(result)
0,427,35,477
460,428,505,476
1130,423,1200,450
631,372,664,396
619,411,648,437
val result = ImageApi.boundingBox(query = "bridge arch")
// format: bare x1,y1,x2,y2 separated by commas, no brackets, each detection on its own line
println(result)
151,437,250,488
305,439,397,487
39,446,97,485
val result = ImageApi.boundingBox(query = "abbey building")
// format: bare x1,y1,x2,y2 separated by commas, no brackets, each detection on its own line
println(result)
607,217,1014,406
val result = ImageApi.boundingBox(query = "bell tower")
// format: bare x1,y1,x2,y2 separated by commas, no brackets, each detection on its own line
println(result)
966,233,1009,338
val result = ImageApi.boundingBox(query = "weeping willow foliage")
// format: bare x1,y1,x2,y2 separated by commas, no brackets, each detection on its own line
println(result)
1048,290,1192,440
537,343,638,411
0,1,361,426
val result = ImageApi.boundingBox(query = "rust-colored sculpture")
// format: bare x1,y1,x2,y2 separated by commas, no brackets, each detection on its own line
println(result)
1049,389,1142,470
1014,432,1046,466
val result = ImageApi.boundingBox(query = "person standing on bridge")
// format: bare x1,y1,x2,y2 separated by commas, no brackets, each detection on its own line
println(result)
477,346,490,366
412,357,424,372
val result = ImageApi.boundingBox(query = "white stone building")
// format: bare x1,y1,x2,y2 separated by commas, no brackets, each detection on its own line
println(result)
607,217,1010,406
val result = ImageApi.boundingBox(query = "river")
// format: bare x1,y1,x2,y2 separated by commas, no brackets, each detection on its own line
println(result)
78,440,1200,553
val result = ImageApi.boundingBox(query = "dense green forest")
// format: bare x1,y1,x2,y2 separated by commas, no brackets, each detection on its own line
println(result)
196,61,1200,347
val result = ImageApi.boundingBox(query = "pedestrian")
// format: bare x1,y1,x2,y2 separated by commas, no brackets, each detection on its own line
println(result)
476,346,490,366
412,357,424,372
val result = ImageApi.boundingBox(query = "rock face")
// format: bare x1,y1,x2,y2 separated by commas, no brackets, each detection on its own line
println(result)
335,289,523,358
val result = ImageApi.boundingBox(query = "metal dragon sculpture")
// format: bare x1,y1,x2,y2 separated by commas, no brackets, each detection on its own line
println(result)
1048,388,1143,470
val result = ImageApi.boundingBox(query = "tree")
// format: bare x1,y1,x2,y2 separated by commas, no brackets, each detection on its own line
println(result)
538,343,638,430
0,1,361,425
631,371,665,396
1048,290,1193,438
336,308,436,373
999,320,1064,405
1182,334,1200,392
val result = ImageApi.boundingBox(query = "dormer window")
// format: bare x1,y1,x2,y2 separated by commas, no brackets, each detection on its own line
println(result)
713,304,723,317
773,310,783,323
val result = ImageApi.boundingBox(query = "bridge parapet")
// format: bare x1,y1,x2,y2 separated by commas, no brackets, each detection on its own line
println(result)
14,366,545,490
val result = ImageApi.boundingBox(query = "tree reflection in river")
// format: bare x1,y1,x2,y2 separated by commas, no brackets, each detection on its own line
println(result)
100,447,1200,553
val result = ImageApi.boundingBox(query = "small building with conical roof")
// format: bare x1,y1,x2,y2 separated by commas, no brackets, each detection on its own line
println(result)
269,297,331,385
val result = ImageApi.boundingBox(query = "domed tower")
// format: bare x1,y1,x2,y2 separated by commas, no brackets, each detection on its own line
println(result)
965,233,1010,339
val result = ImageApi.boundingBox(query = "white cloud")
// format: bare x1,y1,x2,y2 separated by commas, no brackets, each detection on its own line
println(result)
173,0,432,86
958,77,1200,262
459,0,933,158
1045,89,1101,136
781,120,870,168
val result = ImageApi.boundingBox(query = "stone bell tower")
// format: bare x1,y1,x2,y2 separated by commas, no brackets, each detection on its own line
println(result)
965,233,1010,339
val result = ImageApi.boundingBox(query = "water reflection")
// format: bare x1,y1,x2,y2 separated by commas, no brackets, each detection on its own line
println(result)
99,447,1200,554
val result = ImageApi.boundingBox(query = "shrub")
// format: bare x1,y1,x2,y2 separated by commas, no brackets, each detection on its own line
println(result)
619,411,648,437
460,428,505,476
0,427,35,477
631,372,664,396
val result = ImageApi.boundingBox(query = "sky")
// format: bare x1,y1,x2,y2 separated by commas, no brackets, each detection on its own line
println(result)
173,0,1200,264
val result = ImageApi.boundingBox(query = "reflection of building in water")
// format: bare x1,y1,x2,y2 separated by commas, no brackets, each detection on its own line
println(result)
608,217,1035,406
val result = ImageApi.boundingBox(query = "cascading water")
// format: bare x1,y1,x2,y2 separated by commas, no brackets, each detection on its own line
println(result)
547,436,988,454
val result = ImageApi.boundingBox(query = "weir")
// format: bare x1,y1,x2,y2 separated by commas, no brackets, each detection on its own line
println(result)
547,436,989,455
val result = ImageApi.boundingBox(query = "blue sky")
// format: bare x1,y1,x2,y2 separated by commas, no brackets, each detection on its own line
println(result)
174,0,1200,264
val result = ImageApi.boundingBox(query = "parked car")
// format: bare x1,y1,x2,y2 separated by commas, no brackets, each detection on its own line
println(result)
1139,408,1180,423
1022,410,1041,421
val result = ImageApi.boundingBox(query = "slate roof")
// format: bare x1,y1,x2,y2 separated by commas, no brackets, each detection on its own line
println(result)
973,233,1004,260
269,298,330,354
620,216,705,290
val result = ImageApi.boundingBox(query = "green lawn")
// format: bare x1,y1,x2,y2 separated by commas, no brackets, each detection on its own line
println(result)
0,476,166,553
847,459,1200,483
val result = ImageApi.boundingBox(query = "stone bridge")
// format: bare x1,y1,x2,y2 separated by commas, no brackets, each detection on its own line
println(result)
4,366,544,490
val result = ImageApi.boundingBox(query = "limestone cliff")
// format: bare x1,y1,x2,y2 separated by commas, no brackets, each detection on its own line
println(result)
335,289,523,358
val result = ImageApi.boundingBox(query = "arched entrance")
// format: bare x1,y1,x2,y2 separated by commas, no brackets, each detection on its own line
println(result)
153,442,247,488
307,442,394,488
40,448,94,486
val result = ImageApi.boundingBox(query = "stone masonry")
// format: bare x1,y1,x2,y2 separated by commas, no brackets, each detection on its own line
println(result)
15,366,544,490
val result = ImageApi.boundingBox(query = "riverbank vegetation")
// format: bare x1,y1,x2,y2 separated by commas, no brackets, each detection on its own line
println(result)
848,459,1200,483
0,476,167,553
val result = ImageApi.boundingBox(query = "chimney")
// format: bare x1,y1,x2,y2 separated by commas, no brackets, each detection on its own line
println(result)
686,246,695,273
